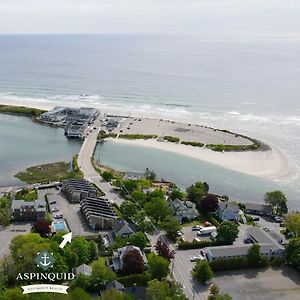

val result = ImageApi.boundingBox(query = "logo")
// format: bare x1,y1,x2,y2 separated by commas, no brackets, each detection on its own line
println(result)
35,250,55,271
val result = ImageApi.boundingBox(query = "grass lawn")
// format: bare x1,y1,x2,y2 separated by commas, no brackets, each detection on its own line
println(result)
181,215,208,227
15,161,82,184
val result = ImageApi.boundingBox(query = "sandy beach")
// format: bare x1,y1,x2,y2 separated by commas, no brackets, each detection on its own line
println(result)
0,100,298,181
107,137,297,181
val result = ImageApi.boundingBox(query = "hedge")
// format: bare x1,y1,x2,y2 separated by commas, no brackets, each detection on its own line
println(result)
181,141,204,147
209,255,269,272
178,240,213,250
117,273,151,287
163,136,180,143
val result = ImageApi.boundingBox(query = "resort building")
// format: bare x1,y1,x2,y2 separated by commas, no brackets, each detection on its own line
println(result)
169,198,199,223
11,199,47,221
245,203,272,216
205,226,285,262
39,107,68,123
80,196,118,230
61,179,97,203
217,202,240,222
111,245,147,272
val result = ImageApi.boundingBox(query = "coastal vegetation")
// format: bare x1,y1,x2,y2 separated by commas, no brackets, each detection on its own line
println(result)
15,155,83,183
163,135,180,143
98,130,117,140
15,188,37,201
181,141,204,147
0,195,11,226
264,190,288,215
0,104,45,118
206,142,260,152
119,133,158,140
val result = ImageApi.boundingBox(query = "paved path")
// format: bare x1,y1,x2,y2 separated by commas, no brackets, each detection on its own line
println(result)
77,115,124,206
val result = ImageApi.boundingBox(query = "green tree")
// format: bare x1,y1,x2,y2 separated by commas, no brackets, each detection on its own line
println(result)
216,221,239,245
169,189,184,201
90,257,116,290
145,168,156,181
69,273,91,290
247,244,261,265
100,288,135,300
148,253,170,280
64,248,78,269
286,238,300,270
162,215,181,240
69,287,93,300
186,181,208,208
285,212,300,237
129,232,148,250
70,237,91,265
146,279,188,300
264,190,288,215
132,190,147,205
145,197,171,223
193,260,214,284
102,171,114,182
120,201,138,219
89,240,98,260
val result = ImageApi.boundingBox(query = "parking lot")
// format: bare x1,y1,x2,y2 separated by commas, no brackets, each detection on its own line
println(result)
0,222,32,258
214,266,300,300
181,225,214,243
39,188,95,236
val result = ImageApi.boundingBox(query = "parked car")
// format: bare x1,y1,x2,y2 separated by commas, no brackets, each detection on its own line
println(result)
251,216,260,221
192,225,201,231
51,207,59,212
263,227,270,232
193,238,201,243
190,255,205,262
49,200,56,204
274,216,283,223
54,213,63,219
176,231,183,237
279,223,285,227
204,221,212,227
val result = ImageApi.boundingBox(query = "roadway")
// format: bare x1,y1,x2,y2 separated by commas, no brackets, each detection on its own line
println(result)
77,114,124,206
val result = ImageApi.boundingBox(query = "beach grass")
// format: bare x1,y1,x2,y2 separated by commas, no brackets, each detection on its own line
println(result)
0,104,45,118
119,134,158,140
163,135,180,143
15,158,83,184
181,141,205,147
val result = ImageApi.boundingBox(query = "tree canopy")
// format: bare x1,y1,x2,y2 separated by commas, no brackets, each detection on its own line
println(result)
216,221,239,245
122,249,145,275
193,260,214,284
264,190,288,215
285,212,300,237
148,253,170,280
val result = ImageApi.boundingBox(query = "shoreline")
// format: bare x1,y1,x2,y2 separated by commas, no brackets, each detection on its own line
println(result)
105,137,297,181
0,101,298,182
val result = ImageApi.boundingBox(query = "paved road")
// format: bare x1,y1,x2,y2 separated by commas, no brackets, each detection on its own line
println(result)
173,249,210,300
77,115,124,206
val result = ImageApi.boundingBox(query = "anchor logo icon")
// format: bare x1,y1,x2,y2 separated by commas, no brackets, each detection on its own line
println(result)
35,250,55,271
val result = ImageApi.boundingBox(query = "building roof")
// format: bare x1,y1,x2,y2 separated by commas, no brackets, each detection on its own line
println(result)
246,227,283,248
245,203,271,211
114,220,137,236
218,202,239,213
75,264,92,276
11,199,46,211
106,280,125,292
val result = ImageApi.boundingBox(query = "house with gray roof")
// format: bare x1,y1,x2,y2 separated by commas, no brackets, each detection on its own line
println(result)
74,264,92,277
245,203,272,216
217,202,240,222
169,198,199,223
11,199,47,221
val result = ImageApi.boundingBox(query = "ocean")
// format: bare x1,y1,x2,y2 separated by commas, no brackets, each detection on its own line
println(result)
0,34,299,207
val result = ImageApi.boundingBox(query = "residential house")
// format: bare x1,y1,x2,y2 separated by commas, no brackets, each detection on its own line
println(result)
217,202,240,222
111,245,147,272
169,198,199,223
11,199,47,221
73,264,92,277
245,203,272,216
113,220,137,239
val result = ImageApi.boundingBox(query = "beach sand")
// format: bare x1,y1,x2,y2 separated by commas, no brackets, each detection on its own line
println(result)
107,138,297,181
0,100,297,181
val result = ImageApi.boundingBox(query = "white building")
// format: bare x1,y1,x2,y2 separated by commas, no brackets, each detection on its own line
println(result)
217,202,240,222
170,198,199,223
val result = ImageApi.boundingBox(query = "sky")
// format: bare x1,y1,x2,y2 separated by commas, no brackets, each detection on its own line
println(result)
0,0,299,35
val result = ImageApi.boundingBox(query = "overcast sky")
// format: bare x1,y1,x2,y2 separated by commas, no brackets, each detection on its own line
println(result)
0,0,299,35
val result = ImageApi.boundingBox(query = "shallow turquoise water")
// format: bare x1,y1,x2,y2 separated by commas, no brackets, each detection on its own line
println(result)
94,140,299,209
0,114,81,186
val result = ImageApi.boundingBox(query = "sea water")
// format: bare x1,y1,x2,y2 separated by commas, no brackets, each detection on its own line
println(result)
0,34,299,206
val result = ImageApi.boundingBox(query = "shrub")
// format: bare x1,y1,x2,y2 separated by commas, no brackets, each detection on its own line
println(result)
163,136,180,143
271,256,286,267
178,240,213,250
102,171,114,182
117,273,151,287
181,141,204,147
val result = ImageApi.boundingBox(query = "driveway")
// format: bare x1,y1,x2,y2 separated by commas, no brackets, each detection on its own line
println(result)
214,266,300,300
181,226,212,243
0,222,32,258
